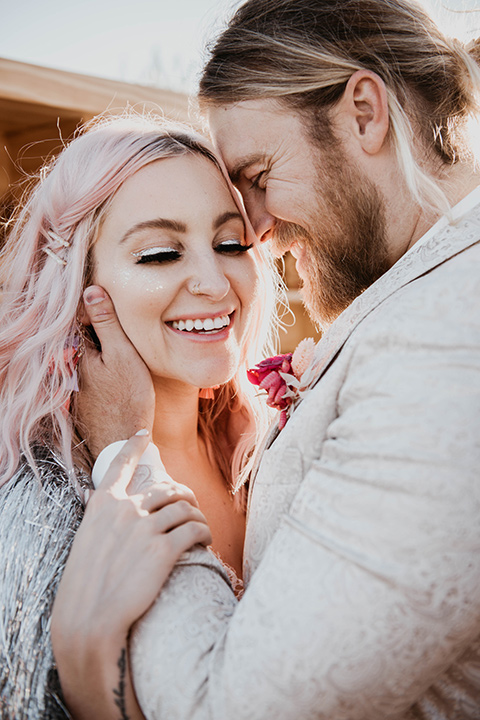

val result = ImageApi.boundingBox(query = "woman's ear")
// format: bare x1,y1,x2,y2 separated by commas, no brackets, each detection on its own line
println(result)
77,303,90,326
335,69,390,155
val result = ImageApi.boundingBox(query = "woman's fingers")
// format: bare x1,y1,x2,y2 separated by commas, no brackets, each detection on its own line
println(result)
99,431,151,496
149,500,209,534
138,480,200,513
167,520,213,554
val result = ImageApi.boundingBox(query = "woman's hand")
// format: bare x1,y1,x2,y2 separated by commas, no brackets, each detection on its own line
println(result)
51,431,211,720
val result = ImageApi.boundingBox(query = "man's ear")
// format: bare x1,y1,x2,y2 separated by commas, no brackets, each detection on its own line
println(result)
336,70,389,155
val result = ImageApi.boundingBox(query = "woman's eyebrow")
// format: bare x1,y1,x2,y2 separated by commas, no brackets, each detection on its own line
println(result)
213,211,244,230
120,219,187,243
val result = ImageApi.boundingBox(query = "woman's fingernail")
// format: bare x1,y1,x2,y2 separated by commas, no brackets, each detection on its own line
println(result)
84,286,106,305
135,429,149,436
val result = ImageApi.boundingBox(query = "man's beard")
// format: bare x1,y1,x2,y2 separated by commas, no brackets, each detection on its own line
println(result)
273,156,390,331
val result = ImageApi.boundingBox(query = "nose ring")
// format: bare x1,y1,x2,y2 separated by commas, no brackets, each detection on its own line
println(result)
191,282,201,295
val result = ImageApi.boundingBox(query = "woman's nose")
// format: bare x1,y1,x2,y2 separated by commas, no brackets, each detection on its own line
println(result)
187,260,230,300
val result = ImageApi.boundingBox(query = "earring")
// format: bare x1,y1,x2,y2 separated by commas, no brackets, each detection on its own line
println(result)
64,334,85,392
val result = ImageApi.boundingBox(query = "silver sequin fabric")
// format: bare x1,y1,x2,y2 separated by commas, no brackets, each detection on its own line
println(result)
0,450,90,719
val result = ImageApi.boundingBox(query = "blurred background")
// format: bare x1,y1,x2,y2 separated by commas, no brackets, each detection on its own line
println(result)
0,0,478,349
2,0,478,94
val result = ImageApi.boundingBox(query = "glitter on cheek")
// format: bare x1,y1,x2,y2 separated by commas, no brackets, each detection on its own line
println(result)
143,279,165,294
115,268,135,289
99,262,167,295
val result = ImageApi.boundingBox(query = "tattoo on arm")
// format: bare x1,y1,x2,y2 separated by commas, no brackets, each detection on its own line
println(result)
113,647,130,720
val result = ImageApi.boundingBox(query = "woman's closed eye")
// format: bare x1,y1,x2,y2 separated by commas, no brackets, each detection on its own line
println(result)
132,247,181,264
215,239,254,256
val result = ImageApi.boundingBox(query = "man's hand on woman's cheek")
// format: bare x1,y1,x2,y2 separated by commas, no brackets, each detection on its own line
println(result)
77,285,155,459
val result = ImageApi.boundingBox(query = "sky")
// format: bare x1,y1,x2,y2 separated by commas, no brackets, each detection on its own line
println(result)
1,0,479,95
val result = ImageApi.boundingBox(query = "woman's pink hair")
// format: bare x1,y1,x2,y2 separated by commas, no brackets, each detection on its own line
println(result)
0,113,280,492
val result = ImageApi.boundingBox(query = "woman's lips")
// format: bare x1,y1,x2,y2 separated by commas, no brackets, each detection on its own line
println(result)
166,311,235,340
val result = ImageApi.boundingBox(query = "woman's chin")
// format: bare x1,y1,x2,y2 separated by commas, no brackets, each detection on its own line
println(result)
151,367,236,394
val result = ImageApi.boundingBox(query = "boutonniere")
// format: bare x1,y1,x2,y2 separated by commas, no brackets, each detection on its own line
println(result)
247,338,317,430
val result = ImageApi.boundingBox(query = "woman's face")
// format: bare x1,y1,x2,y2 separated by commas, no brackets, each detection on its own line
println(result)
93,153,259,392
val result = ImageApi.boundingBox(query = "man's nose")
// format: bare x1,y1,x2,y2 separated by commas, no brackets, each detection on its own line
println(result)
244,199,276,243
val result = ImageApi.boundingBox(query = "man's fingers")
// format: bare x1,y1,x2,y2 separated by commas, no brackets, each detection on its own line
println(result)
83,285,134,361
100,432,151,495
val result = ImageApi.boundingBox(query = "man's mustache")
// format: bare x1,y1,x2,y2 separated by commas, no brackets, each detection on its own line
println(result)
271,220,315,256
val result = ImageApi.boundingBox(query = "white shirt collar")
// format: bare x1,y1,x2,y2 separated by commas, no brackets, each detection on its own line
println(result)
412,184,480,251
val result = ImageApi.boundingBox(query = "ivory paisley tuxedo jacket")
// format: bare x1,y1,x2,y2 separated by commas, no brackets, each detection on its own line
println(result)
131,190,480,720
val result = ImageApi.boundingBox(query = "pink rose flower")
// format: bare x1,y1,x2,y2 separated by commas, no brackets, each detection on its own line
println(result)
247,353,293,429
248,339,317,431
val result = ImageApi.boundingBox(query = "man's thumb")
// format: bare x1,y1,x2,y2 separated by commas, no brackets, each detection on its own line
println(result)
83,285,120,332
83,285,130,357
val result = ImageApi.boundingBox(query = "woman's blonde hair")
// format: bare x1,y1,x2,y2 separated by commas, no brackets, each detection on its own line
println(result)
0,113,279,493
199,0,480,215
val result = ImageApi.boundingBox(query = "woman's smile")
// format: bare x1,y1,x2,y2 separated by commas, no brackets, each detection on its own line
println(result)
167,311,234,338
93,154,259,389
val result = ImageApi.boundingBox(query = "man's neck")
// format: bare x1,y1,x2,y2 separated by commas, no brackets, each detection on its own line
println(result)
388,162,479,262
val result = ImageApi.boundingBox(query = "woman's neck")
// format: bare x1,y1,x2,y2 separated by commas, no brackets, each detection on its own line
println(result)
151,379,201,455
149,378,245,580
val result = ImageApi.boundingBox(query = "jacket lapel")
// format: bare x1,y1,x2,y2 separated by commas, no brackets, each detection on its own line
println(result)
309,200,480,389
263,199,480,451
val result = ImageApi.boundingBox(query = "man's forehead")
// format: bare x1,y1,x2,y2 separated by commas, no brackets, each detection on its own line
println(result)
208,99,304,170
208,99,282,149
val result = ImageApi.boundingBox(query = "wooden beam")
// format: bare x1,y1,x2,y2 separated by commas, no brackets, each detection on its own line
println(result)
0,57,190,121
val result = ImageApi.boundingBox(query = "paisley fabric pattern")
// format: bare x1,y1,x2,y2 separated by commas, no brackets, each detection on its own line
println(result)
132,193,480,719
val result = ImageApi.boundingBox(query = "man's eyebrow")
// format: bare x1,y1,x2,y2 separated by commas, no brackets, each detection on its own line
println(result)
213,211,244,230
120,219,187,243
229,154,267,185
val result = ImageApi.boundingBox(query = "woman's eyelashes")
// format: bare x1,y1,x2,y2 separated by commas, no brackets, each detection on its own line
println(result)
132,247,181,264
132,240,253,264
215,239,254,255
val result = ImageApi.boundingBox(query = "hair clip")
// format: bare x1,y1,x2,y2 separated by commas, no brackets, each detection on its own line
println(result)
43,246,67,265
42,228,70,265
46,229,70,248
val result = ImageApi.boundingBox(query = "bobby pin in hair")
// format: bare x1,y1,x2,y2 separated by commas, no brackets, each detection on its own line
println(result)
47,229,70,248
43,247,67,265
42,228,70,266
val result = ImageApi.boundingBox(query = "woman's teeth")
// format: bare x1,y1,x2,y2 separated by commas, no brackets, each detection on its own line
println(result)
171,315,231,333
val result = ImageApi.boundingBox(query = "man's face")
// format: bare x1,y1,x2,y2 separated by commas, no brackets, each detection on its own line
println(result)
209,99,390,329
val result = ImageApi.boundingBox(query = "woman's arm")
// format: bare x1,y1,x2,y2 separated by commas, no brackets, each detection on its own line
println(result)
0,453,84,718
51,432,211,720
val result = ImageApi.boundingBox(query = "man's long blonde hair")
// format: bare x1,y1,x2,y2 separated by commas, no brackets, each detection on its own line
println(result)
199,0,480,215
